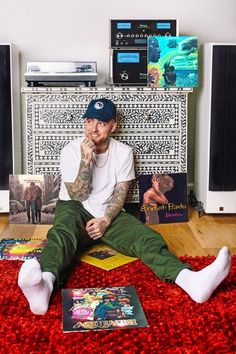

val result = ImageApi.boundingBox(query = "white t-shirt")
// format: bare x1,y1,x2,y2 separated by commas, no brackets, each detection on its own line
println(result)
59,137,135,217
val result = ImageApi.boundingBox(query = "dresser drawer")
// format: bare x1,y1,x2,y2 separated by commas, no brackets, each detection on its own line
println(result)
23,86,191,202
29,133,182,166
28,93,184,133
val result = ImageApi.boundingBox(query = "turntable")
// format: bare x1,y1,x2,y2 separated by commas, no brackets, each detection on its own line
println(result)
24,61,97,87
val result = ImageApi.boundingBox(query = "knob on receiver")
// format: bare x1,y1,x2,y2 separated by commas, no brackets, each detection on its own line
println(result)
121,72,129,80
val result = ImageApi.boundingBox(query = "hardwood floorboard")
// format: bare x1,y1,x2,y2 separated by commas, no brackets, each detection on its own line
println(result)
0,214,52,240
0,208,236,256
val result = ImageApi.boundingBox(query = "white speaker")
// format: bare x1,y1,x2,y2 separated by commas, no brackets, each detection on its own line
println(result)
195,43,236,213
0,43,21,212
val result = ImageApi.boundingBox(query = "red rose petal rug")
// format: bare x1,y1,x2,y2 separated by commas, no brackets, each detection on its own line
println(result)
0,256,235,353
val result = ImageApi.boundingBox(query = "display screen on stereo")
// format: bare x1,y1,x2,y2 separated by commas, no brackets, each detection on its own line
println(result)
156,22,171,29
117,52,140,63
117,22,132,29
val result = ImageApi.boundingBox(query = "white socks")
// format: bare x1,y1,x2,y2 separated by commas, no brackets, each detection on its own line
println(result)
175,246,231,303
18,247,232,314
18,259,55,315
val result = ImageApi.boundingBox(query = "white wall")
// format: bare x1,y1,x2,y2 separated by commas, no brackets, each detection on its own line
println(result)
0,0,236,181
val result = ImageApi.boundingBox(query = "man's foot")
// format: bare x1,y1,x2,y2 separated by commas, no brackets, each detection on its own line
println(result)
18,259,55,315
175,246,231,303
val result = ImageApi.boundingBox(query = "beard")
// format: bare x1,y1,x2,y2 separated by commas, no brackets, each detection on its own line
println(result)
86,133,109,146
85,133,110,153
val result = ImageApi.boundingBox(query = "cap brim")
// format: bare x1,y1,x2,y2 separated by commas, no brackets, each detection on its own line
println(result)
83,112,115,122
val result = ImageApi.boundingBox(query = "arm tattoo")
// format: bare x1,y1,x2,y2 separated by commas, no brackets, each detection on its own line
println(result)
64,159,92,201
105,181,131,222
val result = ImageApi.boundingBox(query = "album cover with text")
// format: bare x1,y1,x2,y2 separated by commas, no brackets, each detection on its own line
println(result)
0,238,47,260
62,285,149,332
139,172,188,224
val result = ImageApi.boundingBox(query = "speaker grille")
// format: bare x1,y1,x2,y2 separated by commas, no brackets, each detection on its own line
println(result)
0,45,13,190
209,45,236,191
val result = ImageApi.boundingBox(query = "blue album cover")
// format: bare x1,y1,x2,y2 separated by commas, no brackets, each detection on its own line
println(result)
147,36,198,88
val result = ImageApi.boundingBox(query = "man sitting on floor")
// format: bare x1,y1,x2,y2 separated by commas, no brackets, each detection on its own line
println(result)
18,98,231,315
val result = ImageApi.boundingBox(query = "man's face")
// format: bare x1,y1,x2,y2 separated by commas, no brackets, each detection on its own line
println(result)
85,118,117,146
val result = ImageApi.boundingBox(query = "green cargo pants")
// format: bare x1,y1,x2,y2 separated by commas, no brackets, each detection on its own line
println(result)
40,200,191,285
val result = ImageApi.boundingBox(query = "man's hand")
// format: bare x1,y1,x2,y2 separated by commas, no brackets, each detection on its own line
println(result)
85,216,111,240
81,138,95,164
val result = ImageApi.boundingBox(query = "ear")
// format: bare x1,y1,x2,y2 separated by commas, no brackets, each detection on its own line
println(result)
111,121,117,133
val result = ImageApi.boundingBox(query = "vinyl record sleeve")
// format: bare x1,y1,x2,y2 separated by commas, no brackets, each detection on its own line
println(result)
0,238,47,260
80,244,138,271
62,285,149,332
147,36,198,88
139,173,188,224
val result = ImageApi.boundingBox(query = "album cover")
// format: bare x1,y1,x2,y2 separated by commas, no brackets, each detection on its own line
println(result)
80,244,138,271
147,36,198,88
0,238,47,260
62,285,149,332
9,174,60,224
139,173,188,224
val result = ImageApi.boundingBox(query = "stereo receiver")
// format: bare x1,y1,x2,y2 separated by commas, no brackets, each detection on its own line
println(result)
109,49,147,85
110,19,178,48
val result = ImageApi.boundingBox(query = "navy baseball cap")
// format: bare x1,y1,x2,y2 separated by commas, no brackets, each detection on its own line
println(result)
83,98,116,122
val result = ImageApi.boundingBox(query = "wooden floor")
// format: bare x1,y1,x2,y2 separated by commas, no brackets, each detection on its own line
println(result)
0,207,236,257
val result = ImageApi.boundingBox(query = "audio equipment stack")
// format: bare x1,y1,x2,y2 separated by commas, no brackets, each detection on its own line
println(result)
109,19,178,86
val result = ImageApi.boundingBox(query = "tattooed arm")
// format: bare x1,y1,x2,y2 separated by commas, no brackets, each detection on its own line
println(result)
104,181,131,222
64,138,95,201
85,180,131,240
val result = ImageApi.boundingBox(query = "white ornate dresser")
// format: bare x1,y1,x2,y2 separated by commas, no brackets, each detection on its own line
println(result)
22,86,192,202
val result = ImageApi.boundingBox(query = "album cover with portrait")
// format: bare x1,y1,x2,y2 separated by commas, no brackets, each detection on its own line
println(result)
62,285,149,332
139,172,188,224
9,174,59,225
147,36,198,88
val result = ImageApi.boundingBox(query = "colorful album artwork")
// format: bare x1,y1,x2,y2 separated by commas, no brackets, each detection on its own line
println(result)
0,238,47,261
62,286,149,332
9,174,60,225
147,36,198,88
139,172,188,224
